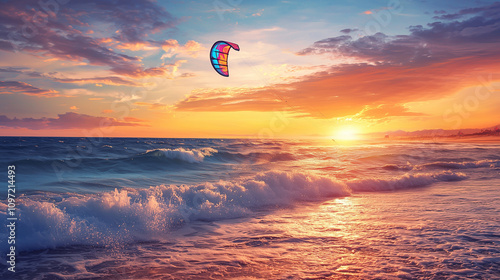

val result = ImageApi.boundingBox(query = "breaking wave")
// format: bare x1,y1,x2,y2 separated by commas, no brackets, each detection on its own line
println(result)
0,170,467,252
141,148,217,163
383,159,499,171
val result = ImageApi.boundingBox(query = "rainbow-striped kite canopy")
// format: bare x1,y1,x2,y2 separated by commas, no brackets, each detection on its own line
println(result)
210,41,240,77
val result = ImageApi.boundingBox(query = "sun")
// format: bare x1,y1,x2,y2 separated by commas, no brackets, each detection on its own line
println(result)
332,125,360,141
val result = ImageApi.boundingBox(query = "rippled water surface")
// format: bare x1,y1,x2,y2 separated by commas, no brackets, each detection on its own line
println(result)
0,137,498,279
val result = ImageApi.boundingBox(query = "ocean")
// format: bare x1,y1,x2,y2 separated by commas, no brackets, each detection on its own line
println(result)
0,137,499,279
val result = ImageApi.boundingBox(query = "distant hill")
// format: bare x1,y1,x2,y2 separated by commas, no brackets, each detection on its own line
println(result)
367,124,500,139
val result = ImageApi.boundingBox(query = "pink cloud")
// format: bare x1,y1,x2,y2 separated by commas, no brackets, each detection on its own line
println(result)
0,0,180,78
252,9,264,16
52,76,141,87
0,81,60,97
0,112,145,130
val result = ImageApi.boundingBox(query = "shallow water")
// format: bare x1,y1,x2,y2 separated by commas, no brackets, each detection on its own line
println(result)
0,137,498,279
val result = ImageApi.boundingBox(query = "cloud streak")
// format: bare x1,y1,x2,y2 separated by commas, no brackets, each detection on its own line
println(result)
52,76,141,87
0,112,145,130
0,81,59,97
176,3,500,119
134,102,168,110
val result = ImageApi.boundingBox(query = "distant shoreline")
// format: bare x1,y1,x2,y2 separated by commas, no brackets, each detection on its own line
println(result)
380,135,500,143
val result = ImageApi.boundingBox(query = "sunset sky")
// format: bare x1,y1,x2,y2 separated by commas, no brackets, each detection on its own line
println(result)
0,0,499,138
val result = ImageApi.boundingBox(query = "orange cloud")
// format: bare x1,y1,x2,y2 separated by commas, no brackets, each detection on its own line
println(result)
161,39,203,59
116,42,159,51
175,56,500,119
123,117,147,122
176,5,500,121
134,102,167,110
97,38,115,44
353,104,427,121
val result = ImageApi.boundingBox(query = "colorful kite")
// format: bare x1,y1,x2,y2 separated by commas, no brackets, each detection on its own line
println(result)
210,41,240,77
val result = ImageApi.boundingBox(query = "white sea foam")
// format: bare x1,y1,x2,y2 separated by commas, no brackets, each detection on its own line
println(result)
0,170,468,252
347,171,467,192
145,147,217,163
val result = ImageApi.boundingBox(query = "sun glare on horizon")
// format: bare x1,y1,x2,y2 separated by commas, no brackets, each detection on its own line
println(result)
333,125,361,141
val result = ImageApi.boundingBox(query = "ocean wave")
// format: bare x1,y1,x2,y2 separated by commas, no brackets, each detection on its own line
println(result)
10,148,296,172
213,151,296,163
9,148,219,171
418,159,500,170
382,161,414,171
347,171,467,192
141,148,217,163
0,170,468,253
383,159,499,171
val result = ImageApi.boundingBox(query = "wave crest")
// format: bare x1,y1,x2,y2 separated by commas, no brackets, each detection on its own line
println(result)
1,170,468,252
143,147,217,163
383,159,499,171
347,171,467,192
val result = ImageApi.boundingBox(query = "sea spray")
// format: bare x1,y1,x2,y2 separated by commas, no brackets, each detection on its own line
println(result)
0,170,468,252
